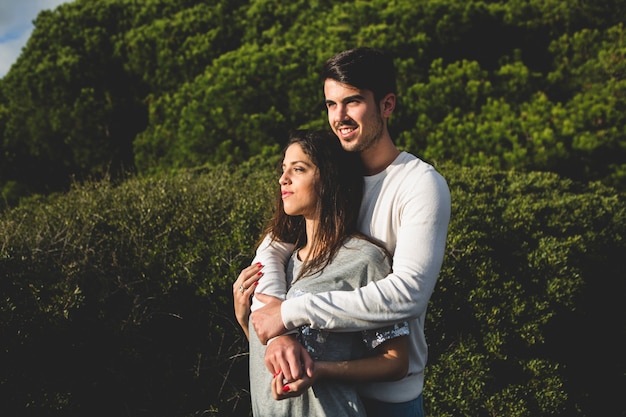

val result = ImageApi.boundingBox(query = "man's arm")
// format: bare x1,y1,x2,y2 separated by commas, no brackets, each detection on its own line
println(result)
251,293,288,343
272,335,409,400
250,234,293,311
280,170,451,331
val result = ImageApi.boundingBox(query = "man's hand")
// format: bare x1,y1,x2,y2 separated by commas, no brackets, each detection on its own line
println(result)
251,293,288,343
264,335,314,382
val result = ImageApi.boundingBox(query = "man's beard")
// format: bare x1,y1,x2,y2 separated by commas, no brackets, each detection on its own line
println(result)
337,113,384,153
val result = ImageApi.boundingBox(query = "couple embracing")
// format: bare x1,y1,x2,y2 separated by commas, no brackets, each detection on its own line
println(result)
233,47,451,417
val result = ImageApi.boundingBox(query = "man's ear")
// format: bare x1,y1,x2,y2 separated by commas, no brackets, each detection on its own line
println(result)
381,93,396,117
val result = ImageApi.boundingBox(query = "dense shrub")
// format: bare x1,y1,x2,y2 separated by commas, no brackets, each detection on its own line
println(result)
0,155,278,416
1,160,624,416
427,166,625,416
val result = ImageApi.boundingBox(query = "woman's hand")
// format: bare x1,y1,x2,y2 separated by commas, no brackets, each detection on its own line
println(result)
271,369,318,400
232,262,264,339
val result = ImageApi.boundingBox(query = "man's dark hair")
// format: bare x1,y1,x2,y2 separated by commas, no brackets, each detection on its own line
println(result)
321,47,397,102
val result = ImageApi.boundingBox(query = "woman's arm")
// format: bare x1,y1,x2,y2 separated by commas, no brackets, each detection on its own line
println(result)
271,335,409,400
232,234,293,339
232,263,264,339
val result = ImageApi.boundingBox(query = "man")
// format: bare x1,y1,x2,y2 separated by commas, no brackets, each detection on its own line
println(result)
250,47,451,415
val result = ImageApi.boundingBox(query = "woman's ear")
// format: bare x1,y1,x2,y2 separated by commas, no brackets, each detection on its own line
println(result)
381,93,396,117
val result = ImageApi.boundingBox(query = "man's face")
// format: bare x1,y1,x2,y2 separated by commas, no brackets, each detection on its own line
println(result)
324,79,385,153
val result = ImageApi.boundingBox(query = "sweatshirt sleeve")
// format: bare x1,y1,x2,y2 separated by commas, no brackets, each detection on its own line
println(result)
281,171,451,331
250,234,294,311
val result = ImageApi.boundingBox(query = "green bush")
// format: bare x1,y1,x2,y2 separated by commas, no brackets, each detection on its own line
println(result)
1,160,624,416
427,166,626,416
0,155,278,416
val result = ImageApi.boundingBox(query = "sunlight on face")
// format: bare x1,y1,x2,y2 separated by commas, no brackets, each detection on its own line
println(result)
279,143,319,219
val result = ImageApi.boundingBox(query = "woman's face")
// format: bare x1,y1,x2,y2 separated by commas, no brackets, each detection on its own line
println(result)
279,143,319,219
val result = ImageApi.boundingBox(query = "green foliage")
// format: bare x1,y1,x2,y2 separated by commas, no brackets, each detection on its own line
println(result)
1,161,624,416
133,42,322,173
120,0,247,93
548,23,626,187
0,156,278,416
2,0,626,201
0,0,147,197
1,1,626,414
395,20,626,190
426,165,626,416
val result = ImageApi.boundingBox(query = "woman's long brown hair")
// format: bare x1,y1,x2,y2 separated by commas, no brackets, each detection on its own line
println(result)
263,129,365,279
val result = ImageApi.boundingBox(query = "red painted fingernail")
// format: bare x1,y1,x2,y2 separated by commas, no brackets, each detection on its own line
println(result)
254,281,259,286
283,385,290,392
256,262,263,268
257,271,263,276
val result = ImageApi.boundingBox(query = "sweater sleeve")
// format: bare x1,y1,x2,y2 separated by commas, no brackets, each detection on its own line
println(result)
250,234,294,311
281,170,451,331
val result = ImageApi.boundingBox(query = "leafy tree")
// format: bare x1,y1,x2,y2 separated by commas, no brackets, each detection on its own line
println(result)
394,22,626,189
548,24,626,187
133,42,324,173
3,0,626,196
120,0,247,94
0,1,147,196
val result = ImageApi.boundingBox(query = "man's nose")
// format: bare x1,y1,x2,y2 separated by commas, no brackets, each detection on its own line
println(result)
331,104,348,123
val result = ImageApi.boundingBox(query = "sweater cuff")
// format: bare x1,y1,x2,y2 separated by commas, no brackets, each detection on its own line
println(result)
281,294,311,329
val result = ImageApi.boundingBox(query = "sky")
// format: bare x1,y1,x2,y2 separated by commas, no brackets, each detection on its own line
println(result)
0,0,72,78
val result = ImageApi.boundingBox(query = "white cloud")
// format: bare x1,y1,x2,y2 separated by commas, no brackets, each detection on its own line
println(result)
0,0,71,78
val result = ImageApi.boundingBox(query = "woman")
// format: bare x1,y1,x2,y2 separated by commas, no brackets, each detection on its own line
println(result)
234,130,409,416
